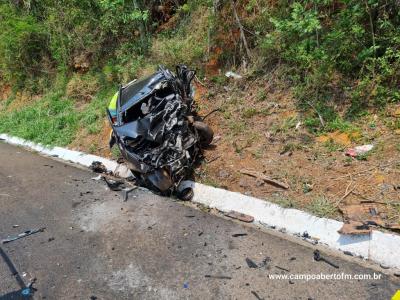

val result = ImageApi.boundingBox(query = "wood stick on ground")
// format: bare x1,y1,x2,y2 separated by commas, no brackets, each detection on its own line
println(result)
205,155,220,164
335,182,356,207
240,169,289,189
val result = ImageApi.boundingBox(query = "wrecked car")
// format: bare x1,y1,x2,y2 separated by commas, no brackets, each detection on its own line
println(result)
107,65,213,199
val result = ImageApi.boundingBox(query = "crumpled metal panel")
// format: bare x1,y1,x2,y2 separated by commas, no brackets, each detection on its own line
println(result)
108,65,211,196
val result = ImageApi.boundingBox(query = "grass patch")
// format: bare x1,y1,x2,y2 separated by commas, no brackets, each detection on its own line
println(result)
280,142,303,154
323,139,345,152
256,90,267,102
306,197,337,218
0,91,78,146
150,7,209,70
111,145,122,160
0,82,115,146
242,108,258,119
228,120,246,136
275,197,297,209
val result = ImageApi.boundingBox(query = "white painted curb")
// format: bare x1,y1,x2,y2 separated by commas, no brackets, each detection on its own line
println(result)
1,133,400,270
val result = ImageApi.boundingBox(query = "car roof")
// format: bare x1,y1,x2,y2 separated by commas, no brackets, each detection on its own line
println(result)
119,71,166,112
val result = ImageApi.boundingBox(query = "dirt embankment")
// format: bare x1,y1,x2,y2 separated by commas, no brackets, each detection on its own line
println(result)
68,73,400,232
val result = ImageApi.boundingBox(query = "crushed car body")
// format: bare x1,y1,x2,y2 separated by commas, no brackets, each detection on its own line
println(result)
107,65,213,199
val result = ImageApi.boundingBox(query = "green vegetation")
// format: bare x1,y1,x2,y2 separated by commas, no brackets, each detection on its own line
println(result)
0,0,399,145
0,91,78,145
306,196,337,218
274,197,297,209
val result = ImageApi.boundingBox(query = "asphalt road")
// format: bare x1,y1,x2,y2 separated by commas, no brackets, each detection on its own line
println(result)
0,141,399,300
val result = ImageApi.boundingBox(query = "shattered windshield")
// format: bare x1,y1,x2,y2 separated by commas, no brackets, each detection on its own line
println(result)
120,72,164,108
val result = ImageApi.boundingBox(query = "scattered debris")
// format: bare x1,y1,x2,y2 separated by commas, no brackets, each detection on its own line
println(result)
225,71,243,80
380,263,390,270
89,161,108,173
313,250,339,269
2,228,45,244
339,203,400,232
123,186,138,201
338,221,371,235
345,144,374,158
107,65,213,199
251,290,264,300
232,233,248,237
297,232,319,245
204,274,232,279
240,169,289,189
103,176,126,191
343,251,353,256
183,282,189,288
225,210,254,223
275,265,290,272
246,257,271,269
259,257,272,269
246,258,259,269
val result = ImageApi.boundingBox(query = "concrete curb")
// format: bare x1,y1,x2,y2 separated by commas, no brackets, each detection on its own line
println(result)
1,133,400,270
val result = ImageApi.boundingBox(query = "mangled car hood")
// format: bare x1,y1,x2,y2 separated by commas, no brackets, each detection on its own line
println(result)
108,65,211,196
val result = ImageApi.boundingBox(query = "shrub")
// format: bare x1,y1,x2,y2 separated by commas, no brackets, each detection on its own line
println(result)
0,4,49,87
66,74,100,103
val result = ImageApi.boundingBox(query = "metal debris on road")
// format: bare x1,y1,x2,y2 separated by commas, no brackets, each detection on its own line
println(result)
123,186,138,201
232,233,248,237
275,265,290,272
2,227,45,244
259,256,272,269
90,161,108,174
246,258,259,268
204,274,232,279
313,250,339,269
251,290,264,300
103,176,125,191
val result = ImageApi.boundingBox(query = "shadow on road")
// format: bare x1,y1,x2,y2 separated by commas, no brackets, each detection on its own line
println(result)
0,247,32,299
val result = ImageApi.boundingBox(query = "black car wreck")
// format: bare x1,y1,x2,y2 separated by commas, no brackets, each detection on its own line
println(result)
107,65,213,200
